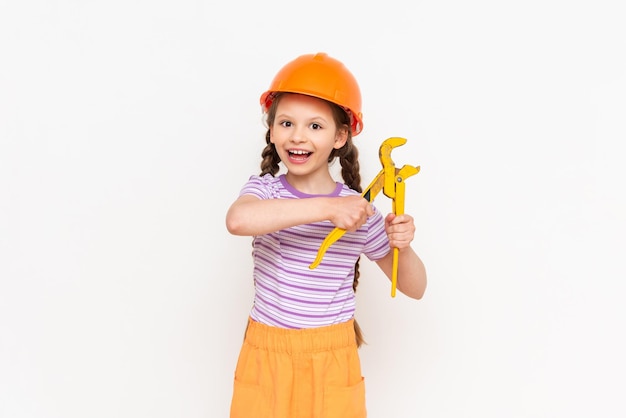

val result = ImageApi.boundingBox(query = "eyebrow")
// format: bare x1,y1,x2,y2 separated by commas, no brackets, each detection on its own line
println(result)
275,114,329,124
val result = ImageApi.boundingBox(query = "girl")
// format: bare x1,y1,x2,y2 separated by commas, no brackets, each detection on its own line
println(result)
226,52,427,418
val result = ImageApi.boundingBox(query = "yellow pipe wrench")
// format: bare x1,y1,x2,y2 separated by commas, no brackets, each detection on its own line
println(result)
309,137,420,297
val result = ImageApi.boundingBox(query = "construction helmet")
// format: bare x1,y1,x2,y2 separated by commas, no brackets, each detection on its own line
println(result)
260,52,364,136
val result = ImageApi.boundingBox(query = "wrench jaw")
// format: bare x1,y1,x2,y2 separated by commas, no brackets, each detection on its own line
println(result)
379,137,408,157
379,137,407,199
397,165,420,180
389,165,420,214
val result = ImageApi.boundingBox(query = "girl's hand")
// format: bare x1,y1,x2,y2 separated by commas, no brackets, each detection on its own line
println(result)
329,195,374,231
385,213,416,249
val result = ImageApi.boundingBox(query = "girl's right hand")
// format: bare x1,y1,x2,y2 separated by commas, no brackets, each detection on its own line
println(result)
328,195,373,231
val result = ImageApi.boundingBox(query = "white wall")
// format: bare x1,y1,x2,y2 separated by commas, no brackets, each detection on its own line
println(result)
1,1,625,417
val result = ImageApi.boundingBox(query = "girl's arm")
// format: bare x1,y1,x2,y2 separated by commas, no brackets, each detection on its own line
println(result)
226,194,373,236
375,213,427,299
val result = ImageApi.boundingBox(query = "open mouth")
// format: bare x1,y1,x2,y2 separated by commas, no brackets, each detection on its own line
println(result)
288,150,312,161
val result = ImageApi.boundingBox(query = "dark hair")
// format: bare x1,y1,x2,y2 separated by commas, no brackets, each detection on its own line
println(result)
259,92,366,347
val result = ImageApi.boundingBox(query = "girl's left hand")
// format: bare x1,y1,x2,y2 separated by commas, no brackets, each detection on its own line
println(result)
384,213,416,250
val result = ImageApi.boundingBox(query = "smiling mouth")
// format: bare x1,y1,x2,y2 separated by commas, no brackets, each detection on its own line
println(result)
288,150,312,160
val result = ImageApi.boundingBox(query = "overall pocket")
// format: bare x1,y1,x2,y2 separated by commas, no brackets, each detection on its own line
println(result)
230,378,271,418
322,377,366,418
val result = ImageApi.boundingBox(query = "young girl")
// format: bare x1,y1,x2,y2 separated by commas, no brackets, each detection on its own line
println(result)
226,52,427,418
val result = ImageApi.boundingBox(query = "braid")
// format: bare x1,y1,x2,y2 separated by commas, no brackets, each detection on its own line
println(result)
260,130,281,176
334,139,363,289
334,135,367,347
338,140,362,193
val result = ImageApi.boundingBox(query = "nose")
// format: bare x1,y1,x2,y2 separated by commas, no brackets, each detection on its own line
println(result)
289,125,306,143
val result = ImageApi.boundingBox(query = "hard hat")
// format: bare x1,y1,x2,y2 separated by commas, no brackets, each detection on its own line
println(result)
260,52,364,136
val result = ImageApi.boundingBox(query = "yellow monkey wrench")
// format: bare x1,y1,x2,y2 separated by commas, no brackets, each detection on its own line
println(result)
309,137,420,297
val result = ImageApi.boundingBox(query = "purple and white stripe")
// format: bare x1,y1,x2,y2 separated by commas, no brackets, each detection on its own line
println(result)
239,174,390,329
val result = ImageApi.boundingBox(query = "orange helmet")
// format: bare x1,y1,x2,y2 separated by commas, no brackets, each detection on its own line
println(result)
260,52,364,136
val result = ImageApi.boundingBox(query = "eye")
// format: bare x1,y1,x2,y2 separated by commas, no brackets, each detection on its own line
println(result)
310,123,322,130
279,120,292,127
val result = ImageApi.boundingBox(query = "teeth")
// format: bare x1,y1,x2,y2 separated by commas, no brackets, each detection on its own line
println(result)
290,150,310,155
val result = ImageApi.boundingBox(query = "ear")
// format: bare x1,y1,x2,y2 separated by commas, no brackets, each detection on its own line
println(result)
269,126,275,144
333,127,349,149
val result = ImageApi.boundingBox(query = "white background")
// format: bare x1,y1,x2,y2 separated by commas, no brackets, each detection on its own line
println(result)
1,1,625,417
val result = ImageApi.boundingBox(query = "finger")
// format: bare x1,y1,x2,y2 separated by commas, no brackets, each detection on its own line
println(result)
388,224,415,240
393,214,413,223
389,232,413,248
388,213,410,225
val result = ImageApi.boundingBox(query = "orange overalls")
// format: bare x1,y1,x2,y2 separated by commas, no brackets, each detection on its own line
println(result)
229,318,367,418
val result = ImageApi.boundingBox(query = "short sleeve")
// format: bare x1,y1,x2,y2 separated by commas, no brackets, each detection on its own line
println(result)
362,208,391,261
238,174,280,200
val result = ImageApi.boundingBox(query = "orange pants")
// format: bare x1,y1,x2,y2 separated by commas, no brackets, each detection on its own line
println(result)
229,318,367,418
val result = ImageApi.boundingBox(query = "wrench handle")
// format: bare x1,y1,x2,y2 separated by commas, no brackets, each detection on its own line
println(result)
391,248,399,297
390,178,406,298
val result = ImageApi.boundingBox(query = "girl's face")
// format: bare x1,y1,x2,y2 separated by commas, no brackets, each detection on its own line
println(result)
270,93,348,190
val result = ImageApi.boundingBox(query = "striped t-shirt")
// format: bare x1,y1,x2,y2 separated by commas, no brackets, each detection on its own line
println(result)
239,174,390,329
